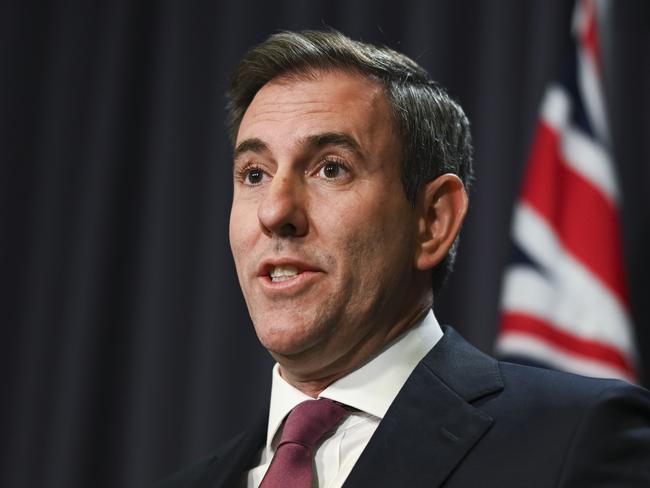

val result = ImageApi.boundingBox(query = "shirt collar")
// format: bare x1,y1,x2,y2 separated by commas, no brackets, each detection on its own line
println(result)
265,309,443,448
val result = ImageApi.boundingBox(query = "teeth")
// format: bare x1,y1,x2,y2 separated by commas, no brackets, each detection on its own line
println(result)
270,265,301,282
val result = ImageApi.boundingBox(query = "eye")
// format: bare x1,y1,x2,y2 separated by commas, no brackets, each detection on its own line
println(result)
236,165,268,186
317,159,349,180
246,167,265,184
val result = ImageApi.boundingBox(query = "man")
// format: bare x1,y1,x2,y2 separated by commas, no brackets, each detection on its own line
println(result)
158,30,650,487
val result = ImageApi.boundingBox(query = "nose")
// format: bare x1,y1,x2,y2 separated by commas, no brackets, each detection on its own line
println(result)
257,172,308,238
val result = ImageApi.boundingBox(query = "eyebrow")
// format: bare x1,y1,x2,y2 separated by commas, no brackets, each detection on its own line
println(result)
233,132,363,162
301,132,363,156
233,138,269,160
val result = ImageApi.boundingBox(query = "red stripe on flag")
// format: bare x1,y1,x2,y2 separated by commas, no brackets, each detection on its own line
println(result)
580,0,602,72
501,312,635,376
520,121,629,304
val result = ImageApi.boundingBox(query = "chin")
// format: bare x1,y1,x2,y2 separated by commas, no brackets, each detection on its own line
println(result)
252,314,325,358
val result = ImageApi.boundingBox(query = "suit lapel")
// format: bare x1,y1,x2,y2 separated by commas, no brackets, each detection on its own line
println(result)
343,327,503,488
194,407,267,488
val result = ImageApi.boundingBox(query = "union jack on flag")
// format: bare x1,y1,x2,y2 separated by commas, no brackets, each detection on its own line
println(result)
496,0,638,382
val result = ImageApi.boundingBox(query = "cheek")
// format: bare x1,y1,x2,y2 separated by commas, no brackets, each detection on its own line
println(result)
333,207,394,280
230,196,257,240
229,206,255,275
343,203,414,280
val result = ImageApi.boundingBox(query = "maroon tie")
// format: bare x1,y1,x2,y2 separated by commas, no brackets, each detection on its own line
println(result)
260,398,348,488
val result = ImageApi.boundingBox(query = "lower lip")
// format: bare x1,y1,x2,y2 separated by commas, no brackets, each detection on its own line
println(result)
258,271,322,295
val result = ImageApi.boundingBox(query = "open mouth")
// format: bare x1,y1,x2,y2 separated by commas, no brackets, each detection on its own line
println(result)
269,264,302,283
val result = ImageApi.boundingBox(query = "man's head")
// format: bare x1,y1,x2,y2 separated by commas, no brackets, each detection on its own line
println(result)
227,31,474,294
226,31,472,390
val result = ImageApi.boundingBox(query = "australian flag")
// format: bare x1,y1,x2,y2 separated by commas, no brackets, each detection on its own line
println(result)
496,0,638,382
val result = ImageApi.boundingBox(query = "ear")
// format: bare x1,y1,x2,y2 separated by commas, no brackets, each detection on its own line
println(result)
414,174,468,271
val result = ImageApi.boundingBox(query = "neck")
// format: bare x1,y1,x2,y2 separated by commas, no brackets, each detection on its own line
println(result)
277,297,432,398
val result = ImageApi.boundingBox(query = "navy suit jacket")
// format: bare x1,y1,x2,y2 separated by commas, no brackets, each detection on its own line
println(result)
156,327,650,487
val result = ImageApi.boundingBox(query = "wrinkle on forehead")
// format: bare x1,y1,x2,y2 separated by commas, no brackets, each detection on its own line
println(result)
236,69,401,168
242,101,344,123
241,75,387,129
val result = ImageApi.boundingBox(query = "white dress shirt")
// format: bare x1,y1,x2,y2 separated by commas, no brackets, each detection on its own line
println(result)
245,310,443,488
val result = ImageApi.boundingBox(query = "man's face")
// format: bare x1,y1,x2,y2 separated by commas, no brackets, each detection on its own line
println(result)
229,70,424,374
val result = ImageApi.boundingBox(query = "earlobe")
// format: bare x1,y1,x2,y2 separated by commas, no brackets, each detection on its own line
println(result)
414,174,468,271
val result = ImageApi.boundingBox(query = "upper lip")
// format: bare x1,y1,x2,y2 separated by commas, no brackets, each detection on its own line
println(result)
257,258,322,277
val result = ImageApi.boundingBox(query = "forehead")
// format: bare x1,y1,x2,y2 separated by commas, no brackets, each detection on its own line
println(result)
235,70,397,149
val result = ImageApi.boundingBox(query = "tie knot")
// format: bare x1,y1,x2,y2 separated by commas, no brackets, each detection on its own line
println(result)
279,398,347,448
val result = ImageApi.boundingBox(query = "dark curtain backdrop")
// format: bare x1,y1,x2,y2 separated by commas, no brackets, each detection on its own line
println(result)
1,1,649,486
